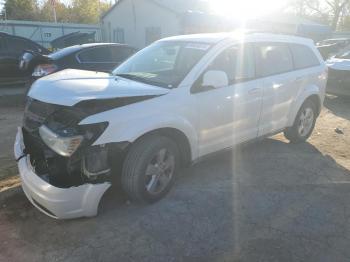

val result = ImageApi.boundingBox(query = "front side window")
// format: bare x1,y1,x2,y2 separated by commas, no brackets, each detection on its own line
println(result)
113,41,210,88
290,44,320,69
206,44,255,84
255,43,293,77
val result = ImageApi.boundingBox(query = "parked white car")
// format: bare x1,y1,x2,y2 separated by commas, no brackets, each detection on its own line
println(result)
14,32,327,219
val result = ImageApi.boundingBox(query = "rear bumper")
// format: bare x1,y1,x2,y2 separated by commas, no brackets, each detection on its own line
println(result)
14,128,111,219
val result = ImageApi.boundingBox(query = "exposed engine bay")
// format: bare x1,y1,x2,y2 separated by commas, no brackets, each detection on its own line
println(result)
21,97,127,188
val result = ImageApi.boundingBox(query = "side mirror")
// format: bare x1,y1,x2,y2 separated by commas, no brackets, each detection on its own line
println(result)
202,70,229,89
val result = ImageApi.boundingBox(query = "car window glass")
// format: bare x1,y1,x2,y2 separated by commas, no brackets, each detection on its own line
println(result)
78,47,113,62
290,44,320,69
111,46,135,62
131,45,180,72
206,44,255,84
255,43,293,77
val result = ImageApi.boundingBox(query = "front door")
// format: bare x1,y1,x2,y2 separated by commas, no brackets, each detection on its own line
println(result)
193,44,263,157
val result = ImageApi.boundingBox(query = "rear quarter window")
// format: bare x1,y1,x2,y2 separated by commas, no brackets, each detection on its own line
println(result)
290,44,320,69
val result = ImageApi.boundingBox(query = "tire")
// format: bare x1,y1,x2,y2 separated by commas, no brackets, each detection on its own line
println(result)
121,135,179,203
284,100,317,143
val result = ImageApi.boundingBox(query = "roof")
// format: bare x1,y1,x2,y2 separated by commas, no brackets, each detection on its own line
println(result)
48,43,130,59
159,31,314,45
102,0,209,19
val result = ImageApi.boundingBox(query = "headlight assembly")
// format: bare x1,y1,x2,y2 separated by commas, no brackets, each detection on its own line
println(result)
39,125,83,157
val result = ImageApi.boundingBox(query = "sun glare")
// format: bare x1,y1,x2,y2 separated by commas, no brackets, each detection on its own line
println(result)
210,0,289,21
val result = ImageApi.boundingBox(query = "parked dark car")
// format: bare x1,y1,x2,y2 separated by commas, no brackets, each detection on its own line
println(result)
20,43,136,82
0,32,49,83
325,49,350,96
316,38,350,60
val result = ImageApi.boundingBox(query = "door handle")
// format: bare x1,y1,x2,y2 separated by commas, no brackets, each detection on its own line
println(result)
248,88,260,95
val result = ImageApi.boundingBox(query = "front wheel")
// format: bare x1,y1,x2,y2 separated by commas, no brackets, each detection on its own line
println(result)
284,100,317,143
121,135,179,203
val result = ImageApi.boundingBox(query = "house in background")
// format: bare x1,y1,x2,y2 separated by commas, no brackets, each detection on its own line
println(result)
101,0,332,48
100,0,231,48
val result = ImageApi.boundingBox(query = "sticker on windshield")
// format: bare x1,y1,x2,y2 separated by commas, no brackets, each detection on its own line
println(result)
185,43,210,50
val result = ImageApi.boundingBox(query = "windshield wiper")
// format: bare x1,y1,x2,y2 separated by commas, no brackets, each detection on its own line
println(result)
115,73,168,88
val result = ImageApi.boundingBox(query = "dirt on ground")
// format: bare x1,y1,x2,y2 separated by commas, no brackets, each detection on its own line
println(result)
0,106,23,183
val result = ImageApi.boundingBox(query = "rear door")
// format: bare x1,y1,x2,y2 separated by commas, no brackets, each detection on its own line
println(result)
255,42,297,136
289,43,322,95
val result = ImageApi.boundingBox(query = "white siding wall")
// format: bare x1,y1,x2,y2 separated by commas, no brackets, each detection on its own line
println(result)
102,0,181,48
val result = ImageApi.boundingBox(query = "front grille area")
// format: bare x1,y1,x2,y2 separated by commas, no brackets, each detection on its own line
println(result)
21,97,111,188
22,98,85,188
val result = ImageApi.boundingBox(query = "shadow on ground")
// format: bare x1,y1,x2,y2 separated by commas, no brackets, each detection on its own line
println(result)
324,94,350,121
1,137,350,262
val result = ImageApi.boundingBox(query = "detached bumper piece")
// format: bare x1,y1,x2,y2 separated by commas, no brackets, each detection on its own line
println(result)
14,128,111,219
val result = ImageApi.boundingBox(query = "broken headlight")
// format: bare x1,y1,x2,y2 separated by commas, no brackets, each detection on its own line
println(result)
39,125,83,157
41,106,109,156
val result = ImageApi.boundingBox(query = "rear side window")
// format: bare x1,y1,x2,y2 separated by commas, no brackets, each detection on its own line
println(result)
255,43,293,77
207,44,255,84
290,44,320,69
78,46,113,63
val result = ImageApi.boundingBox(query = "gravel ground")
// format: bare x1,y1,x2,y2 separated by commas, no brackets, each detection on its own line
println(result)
0,95,349,262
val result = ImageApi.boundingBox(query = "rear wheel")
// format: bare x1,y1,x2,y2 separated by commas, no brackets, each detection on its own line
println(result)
284,100,317,143
121,135,179,203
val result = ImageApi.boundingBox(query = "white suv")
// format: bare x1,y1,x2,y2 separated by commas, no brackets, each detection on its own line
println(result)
15,32,327,219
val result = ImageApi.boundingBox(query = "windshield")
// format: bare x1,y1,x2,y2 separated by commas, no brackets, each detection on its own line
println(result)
112,41,210,88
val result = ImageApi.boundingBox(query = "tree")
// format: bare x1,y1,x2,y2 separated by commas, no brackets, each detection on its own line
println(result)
294,0,350,30
70,0,111,24
3,0,39,20
40,0,71,23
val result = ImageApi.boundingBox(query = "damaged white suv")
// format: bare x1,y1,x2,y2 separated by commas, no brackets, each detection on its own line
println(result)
15,32,327,219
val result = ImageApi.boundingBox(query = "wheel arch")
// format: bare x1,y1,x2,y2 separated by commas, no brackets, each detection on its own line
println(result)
133,127,193,167
287,87,322,127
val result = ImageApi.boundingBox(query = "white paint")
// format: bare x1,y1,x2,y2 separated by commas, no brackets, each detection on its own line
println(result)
21,33,327,218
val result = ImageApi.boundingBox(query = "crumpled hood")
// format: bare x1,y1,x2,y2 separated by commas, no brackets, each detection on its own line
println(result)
28,69,170,106
326,58,350,71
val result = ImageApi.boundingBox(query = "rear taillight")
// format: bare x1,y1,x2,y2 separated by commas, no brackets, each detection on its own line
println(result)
32,64,58,77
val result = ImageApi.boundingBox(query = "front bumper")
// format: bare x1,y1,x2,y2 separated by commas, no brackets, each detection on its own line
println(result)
14,128,111,219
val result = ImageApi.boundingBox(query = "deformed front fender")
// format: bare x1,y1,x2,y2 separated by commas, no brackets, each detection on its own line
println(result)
81,113,199,160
